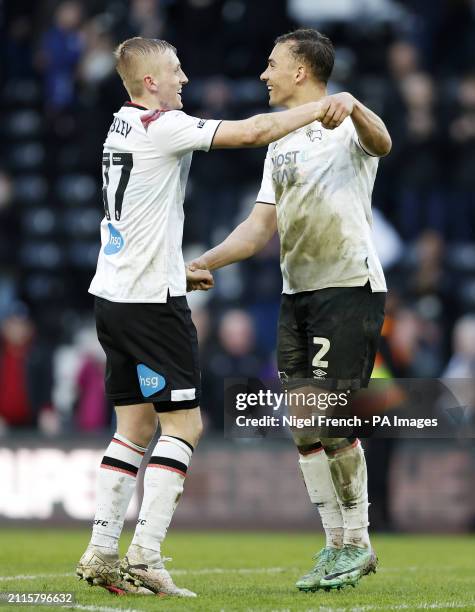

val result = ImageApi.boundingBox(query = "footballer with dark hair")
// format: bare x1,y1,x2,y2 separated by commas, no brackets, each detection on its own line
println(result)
190,28,391,592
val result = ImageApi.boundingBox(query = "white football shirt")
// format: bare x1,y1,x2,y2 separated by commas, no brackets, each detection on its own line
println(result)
256,116,387,294
89,102,221,302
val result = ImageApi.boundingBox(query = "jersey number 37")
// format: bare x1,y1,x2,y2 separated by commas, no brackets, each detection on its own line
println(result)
102,152,133,221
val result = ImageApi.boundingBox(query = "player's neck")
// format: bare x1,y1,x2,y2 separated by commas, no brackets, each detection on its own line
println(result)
286,85,327,109
130,91,169,111
130,95,154,110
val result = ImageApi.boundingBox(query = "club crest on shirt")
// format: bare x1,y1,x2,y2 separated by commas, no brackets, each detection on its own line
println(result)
306,127,323,142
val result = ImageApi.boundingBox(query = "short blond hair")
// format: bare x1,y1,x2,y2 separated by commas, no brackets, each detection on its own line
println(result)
114,37,177,97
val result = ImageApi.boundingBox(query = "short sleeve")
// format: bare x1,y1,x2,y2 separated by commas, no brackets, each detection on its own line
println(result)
342,117,379,158
256,146,276,205
146,110,222,156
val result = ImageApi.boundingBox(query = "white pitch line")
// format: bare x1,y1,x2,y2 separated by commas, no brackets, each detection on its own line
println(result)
0,572,75,582
3,567,455,581
0,567,286,582
0,567,470,581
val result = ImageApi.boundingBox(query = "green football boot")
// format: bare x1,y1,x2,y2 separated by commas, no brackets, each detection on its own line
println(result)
296,547,341,592
319,544,378,591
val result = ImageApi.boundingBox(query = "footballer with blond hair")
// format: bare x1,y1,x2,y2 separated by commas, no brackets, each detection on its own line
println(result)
190,28,391,592
76,36,330,597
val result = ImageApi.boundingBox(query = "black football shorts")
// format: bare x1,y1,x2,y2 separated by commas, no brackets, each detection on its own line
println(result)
95,295,201,411
277,283,386,390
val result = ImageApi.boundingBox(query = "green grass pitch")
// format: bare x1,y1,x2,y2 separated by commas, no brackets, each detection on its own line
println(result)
0,529,474,611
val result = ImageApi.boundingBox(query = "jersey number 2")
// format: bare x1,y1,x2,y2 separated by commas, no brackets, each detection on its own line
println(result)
312,337,330,369
102,152,133,221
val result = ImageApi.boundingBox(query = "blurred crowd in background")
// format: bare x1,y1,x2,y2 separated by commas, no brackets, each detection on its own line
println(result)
1,0,475,435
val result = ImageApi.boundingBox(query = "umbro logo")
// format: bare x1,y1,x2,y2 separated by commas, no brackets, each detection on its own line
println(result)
306,127,323,142
313,369,327,378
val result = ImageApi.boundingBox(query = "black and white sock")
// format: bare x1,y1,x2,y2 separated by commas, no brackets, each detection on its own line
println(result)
90,433,147,552
130,435,193,559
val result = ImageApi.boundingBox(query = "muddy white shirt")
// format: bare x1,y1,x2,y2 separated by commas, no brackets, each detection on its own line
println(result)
256,116,387,294
89,102,221,302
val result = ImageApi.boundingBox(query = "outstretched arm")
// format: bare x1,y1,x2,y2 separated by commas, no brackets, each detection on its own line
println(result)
188,203,277,271
211,102,325,149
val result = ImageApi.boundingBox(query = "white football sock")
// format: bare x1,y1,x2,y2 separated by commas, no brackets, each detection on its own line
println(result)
298,442,344,549
326,439,371,549
130,435,193,559
90,433,147,552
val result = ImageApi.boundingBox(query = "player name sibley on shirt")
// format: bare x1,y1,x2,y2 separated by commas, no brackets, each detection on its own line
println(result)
108,116,132,138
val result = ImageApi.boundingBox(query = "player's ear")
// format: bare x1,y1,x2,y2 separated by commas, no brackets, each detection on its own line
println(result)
296,64,308,83
143,74,158,93
295,65,306,85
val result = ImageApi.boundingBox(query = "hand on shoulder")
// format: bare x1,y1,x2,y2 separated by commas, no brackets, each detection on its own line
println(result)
315,92,355,130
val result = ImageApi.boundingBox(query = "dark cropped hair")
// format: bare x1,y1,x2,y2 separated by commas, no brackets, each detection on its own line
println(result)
275,28,335,84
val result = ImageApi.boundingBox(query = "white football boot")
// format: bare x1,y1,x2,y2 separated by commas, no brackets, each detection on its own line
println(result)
76,545,155,595
120,544,197,597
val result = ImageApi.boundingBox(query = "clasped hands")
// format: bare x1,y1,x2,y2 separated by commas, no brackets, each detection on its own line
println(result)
185,259,213,292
